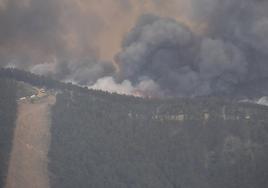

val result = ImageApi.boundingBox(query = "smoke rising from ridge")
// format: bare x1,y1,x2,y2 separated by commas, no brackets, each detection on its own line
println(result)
0,0,268,97
115,14,249,96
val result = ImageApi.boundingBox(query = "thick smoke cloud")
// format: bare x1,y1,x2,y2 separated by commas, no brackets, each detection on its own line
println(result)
0,0,61,68
115,14,200,96
0,0,189,88
192,0,268,78
1,0,268,97
115,14,249,96
0,0,115,84
112,0,268,97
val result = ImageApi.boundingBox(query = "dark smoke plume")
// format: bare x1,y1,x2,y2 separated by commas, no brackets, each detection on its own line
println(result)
115,14,248,96
0,0,268,97
192,0,268,77
114,0,268,97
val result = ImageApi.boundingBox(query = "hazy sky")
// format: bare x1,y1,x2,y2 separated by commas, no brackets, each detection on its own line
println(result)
1,0,268,97
0,0,196,62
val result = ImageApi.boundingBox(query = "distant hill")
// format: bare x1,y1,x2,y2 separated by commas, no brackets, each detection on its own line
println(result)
0,68,268,188
0,68,141,100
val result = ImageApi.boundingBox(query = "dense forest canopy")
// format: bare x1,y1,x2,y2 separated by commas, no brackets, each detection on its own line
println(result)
49,90,268,188
0,78,17,187
0,69,268,188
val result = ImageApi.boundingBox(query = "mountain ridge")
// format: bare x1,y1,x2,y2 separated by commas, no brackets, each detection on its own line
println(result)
0,68,268,188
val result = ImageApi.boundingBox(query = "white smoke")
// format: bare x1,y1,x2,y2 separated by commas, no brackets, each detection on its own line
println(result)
89,77,134,95
239,96,268,107
89,76,160,97
257,96,268,106
30,63,57,76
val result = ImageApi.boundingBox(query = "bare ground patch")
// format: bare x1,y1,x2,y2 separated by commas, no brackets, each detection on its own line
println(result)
5,95,56,188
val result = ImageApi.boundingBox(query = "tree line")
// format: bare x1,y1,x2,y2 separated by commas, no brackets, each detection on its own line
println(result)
0,78,17,187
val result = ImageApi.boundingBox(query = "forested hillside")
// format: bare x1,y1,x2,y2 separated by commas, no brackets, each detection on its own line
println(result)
49,91,268,188
0,79,17,187
0,69,268,188
0,68,141,101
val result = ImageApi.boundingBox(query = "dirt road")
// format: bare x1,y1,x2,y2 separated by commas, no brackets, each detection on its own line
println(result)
5,95,56,188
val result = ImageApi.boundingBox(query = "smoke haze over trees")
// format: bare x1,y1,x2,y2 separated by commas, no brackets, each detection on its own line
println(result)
0,0,268,97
